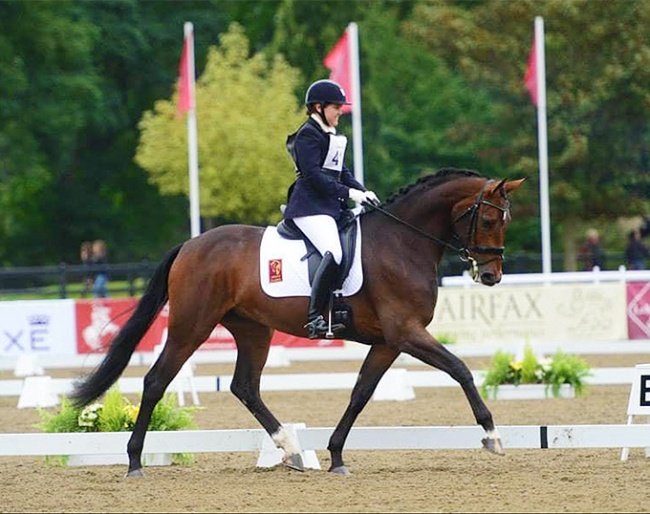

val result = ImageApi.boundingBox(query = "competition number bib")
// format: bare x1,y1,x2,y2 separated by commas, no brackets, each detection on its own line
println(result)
323,134,348,172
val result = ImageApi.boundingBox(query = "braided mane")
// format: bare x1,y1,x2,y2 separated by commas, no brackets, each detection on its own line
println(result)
383,168,484,206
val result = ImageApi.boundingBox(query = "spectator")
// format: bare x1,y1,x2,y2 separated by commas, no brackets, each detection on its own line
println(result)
640,216,650,238
91,239,109,298
625,228,649,270
578,229,604,271
79,241,93,298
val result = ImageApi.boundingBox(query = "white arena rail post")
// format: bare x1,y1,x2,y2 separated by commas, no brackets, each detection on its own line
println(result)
621,363,650,461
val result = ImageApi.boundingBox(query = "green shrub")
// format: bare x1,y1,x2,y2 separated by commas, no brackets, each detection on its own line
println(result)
480,345,591,399
38,385,199,465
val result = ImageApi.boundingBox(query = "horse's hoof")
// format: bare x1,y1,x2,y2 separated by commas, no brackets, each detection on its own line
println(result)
283,453,304,472
482,437,505,456
125,468,145,478
329,465,351,475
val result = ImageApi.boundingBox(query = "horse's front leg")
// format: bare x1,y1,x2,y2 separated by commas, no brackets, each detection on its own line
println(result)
399,326,504,455
328,344,400,474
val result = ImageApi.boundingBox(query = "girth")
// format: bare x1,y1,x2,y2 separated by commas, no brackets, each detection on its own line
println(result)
276,211,358,289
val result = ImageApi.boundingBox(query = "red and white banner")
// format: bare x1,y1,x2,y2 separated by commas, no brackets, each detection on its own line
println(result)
75,299,344,354
0,298,342,358
4,280,649,359
627,282,650,339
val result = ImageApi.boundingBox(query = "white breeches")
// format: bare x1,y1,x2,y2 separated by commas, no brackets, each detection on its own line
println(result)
293,215,342,265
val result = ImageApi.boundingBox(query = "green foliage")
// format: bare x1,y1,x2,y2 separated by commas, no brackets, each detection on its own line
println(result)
38,385,198,465
406,0,650,255
481,350,516,389
38,397,85,433
520,346,539,384
361,4,503,198
0,1,226,265
97,387,129,432
0,0,649,266
544,350,591,397
434,333,456,345
481,345,591,399
136,22,304,225
149,394,198,432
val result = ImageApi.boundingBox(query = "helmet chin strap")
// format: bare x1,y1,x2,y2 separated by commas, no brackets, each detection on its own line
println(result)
316,104,330,126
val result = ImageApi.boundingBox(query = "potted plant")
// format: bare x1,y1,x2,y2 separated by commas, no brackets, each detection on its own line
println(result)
480,345,591,400
38,386,198,466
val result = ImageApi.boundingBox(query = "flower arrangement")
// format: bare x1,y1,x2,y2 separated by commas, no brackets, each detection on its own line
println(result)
38,386,198,465
480,345,591,399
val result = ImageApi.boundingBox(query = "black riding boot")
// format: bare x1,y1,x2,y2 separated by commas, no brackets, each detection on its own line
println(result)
305,251,345,339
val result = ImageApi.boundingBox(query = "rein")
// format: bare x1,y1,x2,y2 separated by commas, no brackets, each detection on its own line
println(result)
364,202,464,254
362,179,511,276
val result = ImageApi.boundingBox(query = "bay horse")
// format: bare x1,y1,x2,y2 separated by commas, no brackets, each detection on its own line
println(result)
70,168,525,477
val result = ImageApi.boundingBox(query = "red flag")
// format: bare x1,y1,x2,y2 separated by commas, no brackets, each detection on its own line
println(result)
323,30,352,114
177,31,194,116
524,37,538,107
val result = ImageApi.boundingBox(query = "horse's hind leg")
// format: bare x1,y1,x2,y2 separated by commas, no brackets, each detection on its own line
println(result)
224,316,305,472
328,344,400,474
126,333,204,477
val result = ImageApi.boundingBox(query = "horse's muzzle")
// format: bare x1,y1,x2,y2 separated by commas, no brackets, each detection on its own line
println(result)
479,270,501,286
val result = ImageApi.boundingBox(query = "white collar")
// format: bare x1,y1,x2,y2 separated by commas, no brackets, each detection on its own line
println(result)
310,113,336,134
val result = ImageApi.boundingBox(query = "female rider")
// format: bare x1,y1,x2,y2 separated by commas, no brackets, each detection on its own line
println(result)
283,79,379,339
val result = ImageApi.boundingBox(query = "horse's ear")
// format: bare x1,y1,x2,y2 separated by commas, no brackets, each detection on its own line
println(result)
485,179,507,196
502,178,527,194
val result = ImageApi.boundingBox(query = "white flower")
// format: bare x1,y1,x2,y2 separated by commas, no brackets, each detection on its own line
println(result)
78,403,103,428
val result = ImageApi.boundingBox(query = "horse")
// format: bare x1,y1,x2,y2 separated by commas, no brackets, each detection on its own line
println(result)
70,168,525,477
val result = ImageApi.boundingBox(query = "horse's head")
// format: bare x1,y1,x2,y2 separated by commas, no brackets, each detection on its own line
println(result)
451,178,526,286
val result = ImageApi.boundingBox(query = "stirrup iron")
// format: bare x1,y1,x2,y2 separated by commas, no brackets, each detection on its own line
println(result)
304,314,344,340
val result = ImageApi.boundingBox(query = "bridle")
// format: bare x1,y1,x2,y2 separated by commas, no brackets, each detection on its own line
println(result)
453,179,511,267
365,179,511,279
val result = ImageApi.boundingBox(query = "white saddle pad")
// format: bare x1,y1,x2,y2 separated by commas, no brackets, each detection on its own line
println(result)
260,218,363,298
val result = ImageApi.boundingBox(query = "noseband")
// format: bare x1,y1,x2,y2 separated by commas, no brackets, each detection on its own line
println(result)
367,179,510,276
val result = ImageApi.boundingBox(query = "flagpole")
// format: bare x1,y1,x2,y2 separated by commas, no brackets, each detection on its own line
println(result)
185,22,201,238
535,16,551,275
348,22,364,186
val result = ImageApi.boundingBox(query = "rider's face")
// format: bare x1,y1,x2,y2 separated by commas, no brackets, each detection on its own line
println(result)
321,103,343,127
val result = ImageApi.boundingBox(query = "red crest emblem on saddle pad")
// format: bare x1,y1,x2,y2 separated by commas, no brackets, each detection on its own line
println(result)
268,259,283,283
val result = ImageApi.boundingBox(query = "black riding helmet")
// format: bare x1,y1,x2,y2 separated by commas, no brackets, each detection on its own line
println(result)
305,79,350,106
305,79,350,126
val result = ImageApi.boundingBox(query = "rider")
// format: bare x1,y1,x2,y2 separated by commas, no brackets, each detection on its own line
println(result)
283,79,380,339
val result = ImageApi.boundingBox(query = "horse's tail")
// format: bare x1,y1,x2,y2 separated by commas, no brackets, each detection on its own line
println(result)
69,243,184,408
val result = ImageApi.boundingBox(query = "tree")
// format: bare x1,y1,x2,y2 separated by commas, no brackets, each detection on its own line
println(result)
406,0,650,268
360,4,505,199
0,0,227,264
0,1,102,265
136,23,304,226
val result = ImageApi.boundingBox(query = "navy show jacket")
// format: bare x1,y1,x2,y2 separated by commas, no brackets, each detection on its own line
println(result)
283,117,366,221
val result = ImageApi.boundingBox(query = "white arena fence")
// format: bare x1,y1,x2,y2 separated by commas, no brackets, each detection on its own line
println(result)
2,339,650,372
0,366,640,397
441,266,650,287
2,425,650,457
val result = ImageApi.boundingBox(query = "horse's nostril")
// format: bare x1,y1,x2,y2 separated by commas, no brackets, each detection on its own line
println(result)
481,272,497,285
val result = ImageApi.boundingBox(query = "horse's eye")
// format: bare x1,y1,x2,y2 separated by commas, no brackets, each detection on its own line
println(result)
481,219,493,229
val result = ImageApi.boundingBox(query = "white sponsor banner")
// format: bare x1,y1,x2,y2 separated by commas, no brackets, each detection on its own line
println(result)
428,283,628,345
0,300,77,356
